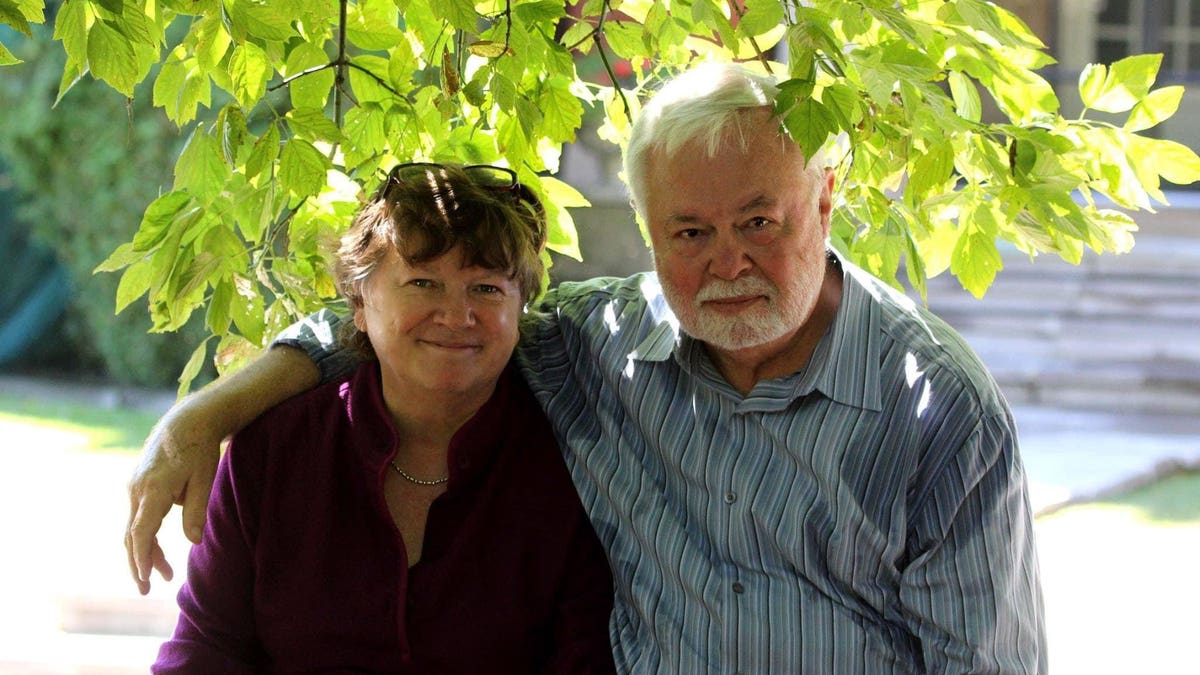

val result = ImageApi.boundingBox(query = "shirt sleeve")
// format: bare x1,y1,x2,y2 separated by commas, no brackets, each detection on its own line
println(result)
152,432,267,673
900,412,1047,674
272,308,359,384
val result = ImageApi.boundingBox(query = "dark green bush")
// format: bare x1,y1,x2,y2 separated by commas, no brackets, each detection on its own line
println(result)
0,24,213,387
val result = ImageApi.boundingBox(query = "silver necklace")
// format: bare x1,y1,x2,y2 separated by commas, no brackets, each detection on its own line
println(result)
388,459,449,486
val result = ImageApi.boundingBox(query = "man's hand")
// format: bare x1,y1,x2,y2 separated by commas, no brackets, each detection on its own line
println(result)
125,404,222,595
122,344,324,595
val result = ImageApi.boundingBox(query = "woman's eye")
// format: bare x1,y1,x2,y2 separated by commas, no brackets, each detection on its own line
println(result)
475,284,501,294
409,279,435,288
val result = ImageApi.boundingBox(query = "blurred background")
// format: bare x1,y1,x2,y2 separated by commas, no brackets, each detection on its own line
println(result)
1,0,1198,672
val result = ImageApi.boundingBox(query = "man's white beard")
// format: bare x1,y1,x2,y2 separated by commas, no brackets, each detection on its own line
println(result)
662,274,800,351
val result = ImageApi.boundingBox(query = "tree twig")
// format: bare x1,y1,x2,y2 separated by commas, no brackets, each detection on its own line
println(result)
593,1,632,120
728,0,772,74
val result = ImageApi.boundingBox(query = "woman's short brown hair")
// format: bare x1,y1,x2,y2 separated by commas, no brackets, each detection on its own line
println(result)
333,163,547,358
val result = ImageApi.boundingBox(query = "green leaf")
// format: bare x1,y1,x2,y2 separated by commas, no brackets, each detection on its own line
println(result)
192,13,232,72
907,141,954,203
430,0,476,31
228,0,296,41
218,104,250,165
348,54,391,104
1089,53,1162,114
780,98,840,166
285,41,334,109
990,60,1059,122
948,71,982,122
177,339,212,398
603,21,645,60
1132,136,1200,186
132,191,195,251
115,258,155,314
1125,85,1184,133
88,19,140,96
94,242,141,274
279,138,331,201
287,106,343,144
513,0,566,24
52,0,86,61
951,212,1003,299
230,179,276,244
245,124,281,181
738,0,785,38
93,0,123,14
230,41,270,108
346,0,404,50
0,41,19,65
106,3,157,46
154,56,213,124
230,275,266,345
206,279,234,341
342,104,389,168
175,126,231,203
1078,63,1106,109
0,0,32,36
538,76,583,143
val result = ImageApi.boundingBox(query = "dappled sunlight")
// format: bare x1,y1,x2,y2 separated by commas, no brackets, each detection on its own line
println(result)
902,351,933,418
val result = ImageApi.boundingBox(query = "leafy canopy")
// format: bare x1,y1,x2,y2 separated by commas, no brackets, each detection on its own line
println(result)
2,0,1198,394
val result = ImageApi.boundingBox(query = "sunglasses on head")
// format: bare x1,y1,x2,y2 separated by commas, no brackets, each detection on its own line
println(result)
381,162,542,213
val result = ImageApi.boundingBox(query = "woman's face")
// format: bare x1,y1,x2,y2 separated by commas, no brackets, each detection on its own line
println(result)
353,245,522,402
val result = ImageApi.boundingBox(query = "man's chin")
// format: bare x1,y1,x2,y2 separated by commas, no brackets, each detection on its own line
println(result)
684,314,785,352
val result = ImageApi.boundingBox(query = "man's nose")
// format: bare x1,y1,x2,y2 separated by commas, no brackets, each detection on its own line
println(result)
708,230,753,280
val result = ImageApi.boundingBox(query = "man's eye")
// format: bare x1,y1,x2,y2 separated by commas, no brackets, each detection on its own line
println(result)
741,217,778,244
410,279,435,288
677,228,703,240
475,284,501,294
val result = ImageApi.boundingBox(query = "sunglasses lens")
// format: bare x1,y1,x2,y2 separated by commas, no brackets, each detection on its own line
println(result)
464,165,517,189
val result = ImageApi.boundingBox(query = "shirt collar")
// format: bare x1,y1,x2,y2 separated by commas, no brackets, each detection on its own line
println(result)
626,251,883,412
348,362,510,487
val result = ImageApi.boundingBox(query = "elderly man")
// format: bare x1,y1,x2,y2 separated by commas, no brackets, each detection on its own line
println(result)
128,62,1046,673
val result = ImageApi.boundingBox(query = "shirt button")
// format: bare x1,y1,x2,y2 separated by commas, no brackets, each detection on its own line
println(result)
732,582,745,594
723,491,737,504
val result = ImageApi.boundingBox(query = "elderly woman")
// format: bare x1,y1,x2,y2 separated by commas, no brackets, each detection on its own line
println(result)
154,163,615,673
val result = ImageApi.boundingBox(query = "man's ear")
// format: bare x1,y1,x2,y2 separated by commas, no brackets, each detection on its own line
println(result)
819,168,835,235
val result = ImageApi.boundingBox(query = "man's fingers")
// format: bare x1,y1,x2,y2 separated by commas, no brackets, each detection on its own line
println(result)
125,526,151,596
180,461,217,544
150,543,174,583
128,487,176,588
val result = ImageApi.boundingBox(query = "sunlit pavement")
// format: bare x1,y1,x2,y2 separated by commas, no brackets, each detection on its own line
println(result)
0,398,1197,673
0,417,184,674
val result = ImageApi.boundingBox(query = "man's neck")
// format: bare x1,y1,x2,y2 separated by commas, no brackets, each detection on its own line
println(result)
706,260,843,396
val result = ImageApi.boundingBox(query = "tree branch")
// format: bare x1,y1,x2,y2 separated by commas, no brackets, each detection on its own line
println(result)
728,0,773,74
593,2,632,121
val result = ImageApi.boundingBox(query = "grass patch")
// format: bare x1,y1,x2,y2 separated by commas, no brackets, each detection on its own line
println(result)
0,393,161,453
1050,469,1200,526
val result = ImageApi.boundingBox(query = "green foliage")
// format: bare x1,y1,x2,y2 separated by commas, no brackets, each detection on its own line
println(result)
3,0,1199,390
0,22,212,388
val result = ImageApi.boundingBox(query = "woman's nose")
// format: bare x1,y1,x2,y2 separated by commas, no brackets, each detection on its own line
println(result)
435,292,476,327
